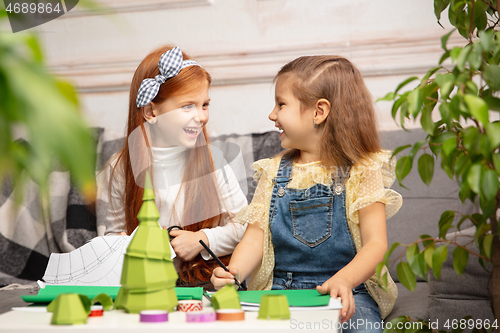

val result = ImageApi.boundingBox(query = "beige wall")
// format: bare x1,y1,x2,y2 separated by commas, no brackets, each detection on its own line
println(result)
32,0,460,140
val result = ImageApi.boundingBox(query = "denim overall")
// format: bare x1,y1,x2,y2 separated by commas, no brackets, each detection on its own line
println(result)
270,156,382,333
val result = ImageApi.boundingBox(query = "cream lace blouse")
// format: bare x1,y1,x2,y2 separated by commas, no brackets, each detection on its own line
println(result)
234,150,403,319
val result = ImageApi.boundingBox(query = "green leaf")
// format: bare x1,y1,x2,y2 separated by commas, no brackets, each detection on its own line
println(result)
450,46,463,62
456,44,472,72
420,67,442,86
391,144,412,160
421,107,435,135
454,152,471,176
484,64,500,90
473,0,488,32
483,96,500,112
464,94,489,125
493,153,500,175
377,92,396,102
459,179,471,203
483,233,494,258
409,140,427,160
468,44,482,71
435,73,455,99
424,245,436,267
408,88,423,117
396,156,412,184
391,91,410,120
395,76,419,95
480,30,494,53
439,50,451,65
435,0,451,21
375,262,388,289
439,211,455,238
465,80,478,96
481,169,499,202
410,252,428,279
406,243,420,264
397,262,417,292
467,163,482,194
452,246,469,277
486,122,500,149
443,137,457,156
432,245,448,280
420,234,434,248
418,154,435,186
441,28,455,51
384,242,401,263
462,127,480,152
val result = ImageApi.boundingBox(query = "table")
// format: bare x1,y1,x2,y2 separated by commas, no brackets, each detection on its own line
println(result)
0,298,340,332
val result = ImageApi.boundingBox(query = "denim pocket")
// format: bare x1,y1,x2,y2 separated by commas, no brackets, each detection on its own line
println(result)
290,197,332,247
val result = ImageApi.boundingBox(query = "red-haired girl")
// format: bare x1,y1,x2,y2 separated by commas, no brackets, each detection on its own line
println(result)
97,45,247,288
211,55,402,331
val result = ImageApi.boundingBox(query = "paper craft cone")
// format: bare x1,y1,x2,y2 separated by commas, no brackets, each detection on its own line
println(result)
118,171,178,313
50,294,88,325
211,285,241,310
257,294,290,320
119,288,178,313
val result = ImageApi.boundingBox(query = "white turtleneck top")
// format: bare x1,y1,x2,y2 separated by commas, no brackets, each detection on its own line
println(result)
96,145,248,259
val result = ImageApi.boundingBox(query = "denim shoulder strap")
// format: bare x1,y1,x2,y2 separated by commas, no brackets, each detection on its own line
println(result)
269,155,293,220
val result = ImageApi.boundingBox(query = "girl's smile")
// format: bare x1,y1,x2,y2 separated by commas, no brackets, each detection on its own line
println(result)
147,82,210,148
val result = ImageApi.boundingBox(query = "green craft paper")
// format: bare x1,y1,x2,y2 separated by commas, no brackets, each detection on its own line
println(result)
120,254,175,291
50,294,88,325
21,286,203,303
212,285,241,310
91,293,114,311
119,287,177,313
258,295,290,320
238,289,330,307
22,286,121,303
118,170,179,314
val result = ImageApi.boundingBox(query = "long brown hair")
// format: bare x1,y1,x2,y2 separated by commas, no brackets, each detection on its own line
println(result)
275,55,381,168
110,45,229,285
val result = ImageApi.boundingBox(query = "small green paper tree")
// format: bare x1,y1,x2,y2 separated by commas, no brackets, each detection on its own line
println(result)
115,172,178,313
377,0,500,330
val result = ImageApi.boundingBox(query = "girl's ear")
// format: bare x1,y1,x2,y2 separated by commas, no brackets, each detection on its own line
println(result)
142,103,156,122
314,98,331,125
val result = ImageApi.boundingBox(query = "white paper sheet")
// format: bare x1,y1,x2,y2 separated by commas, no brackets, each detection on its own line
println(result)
42,233,176,286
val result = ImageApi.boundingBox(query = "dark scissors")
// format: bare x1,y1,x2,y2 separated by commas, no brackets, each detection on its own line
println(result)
167,225,183,239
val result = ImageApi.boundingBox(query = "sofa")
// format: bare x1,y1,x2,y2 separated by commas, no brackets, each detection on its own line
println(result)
0,127,495,328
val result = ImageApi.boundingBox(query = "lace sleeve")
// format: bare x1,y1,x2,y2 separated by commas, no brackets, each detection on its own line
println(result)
233,158,277,231
346,150,403,224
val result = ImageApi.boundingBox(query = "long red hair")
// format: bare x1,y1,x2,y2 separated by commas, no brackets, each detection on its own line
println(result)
110,45,229,285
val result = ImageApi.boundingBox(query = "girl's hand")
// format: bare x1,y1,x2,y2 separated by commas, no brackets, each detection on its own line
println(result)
210,265,239,290
167,229,207,261
316,275,355,323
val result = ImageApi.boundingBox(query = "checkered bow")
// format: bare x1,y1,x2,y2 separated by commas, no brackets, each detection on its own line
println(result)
136,47,199,108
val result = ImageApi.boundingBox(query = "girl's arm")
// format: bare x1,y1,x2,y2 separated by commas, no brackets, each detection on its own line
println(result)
210,221,264,289
316,202,388,322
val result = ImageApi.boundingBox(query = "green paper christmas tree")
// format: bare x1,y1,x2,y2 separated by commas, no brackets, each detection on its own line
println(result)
115,172,178,313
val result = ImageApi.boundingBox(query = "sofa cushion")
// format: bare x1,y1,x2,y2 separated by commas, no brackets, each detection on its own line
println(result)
0,127,103,285
386,282,429,321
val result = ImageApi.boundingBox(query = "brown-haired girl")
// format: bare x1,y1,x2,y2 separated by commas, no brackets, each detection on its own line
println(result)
211,55,402,331
97,45,247,288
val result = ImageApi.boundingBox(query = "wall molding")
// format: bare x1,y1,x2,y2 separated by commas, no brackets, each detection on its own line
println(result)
50,34,465,94
64,0,214,17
